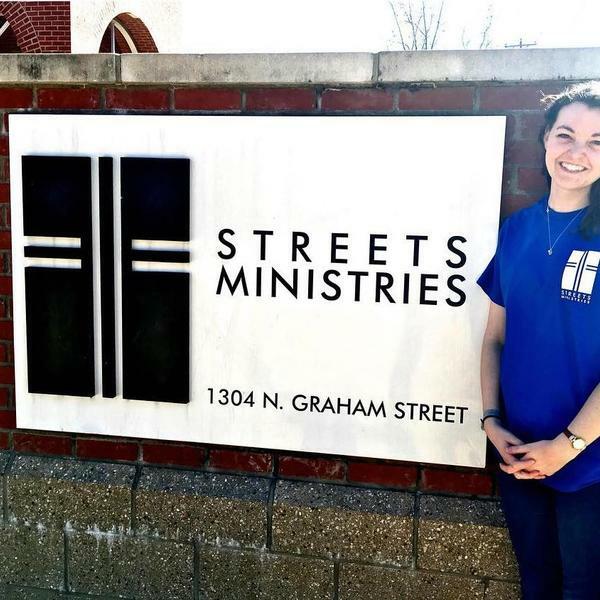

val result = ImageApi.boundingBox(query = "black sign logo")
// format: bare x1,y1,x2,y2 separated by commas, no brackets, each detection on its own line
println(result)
22,156,191,403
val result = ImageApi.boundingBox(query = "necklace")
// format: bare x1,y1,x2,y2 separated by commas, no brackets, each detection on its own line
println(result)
546,201,585,255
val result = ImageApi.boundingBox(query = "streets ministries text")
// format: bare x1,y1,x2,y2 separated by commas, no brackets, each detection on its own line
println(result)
215,229,468,306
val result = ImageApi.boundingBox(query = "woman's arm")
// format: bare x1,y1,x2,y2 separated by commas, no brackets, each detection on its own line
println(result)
481,301,542,478
505,382,600,477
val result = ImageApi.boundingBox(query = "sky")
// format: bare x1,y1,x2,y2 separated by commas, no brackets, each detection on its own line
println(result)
177,0,600,53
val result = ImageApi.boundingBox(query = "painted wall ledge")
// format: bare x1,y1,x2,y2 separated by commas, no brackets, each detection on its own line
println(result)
0,47,599,85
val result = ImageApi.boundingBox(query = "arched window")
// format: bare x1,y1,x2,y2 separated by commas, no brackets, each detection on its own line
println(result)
99,13,158,53
0,18,21,52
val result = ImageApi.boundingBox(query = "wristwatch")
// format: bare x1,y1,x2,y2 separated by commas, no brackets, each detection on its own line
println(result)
563,428,587,451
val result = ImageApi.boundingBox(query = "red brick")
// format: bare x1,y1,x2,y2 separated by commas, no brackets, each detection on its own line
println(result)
0,343,7,363
37,87,100,109
519,111,546,140
397,86,474,110
501,165,514,197
0,409,16,429
246,88,316,112
0,232,10,249
0,431,8,448
0,365,13,384
321,88,394,112
479,84,563,111
0,297,9,319
0,276,12,294
420,468,493,496
174,88,241,111
14,433,71,456
0,161,8,183
106,88,169,110
278,455,346,480
209,448,272,474
0,183,8,203
0,88,33,109
142,441,205,467
0,321,13,341
0,136,7,156
347,461,417,488
76,438,138,461
501,193,538,217
504,138,544,167
0,386,9,407
517,167,548,194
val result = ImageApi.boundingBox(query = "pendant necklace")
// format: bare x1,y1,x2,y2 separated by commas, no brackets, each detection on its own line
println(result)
546,200,585,255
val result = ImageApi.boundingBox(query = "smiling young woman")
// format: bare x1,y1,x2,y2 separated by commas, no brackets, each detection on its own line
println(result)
478,82,600,599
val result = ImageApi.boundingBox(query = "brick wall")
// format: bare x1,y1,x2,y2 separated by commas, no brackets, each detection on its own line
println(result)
0,80,557,487
0,1,70,53
0,50,591,597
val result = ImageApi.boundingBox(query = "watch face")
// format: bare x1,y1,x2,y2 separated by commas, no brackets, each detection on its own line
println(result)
573,438,586,450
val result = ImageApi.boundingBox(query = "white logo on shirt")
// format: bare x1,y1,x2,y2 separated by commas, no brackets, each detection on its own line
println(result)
561,250,600,304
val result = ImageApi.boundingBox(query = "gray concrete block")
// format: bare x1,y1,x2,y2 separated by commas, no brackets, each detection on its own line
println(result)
272,480,413,565
418,495,518,579
1,587,64,599
198,546,334,600
136,467,270,547
485,580,521,600
378,47,600,83
121,53,375,85
0,54,116,84
7,455,135,532
339,563,485,600
0,451,10,475
68,531,193,599
0,525,64,590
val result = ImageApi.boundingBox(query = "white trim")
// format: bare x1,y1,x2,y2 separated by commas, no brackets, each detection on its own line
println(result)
24,236,81,248
132,239,189,251
24,257,81,269
132,260,189,272
0,21,10,40
113,20,138,54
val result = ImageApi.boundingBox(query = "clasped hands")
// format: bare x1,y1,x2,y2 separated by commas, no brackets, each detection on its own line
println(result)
484,420,579,480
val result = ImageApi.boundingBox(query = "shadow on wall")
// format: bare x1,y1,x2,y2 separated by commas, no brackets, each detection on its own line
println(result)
0,18,20,53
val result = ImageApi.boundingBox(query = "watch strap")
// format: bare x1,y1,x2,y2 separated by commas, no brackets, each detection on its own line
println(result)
563,428,587,451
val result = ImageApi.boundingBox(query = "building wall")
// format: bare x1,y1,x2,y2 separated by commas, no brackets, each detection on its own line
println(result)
0,1,70,52
70,0,182,53
0,49,596,598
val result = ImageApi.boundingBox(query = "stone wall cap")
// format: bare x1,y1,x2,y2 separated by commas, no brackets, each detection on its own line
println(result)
275,479,413,516
0,48,598,85
0,54,116,84
9,454,136,486
138,466,271,501
379,47,600,83
121,52,375,85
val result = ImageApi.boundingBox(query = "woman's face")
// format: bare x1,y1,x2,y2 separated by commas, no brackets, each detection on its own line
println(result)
544,101,600,198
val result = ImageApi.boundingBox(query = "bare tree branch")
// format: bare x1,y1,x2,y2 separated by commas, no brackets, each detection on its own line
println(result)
387,0,448,51
479,3,493,49
388,0,409,50
429,0,444,49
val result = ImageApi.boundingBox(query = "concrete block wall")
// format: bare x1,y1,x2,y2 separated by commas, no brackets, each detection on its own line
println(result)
0,451,518,599
0,48,597,597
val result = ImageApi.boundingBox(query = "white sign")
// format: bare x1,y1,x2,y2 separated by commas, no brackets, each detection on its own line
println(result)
10,114,504,467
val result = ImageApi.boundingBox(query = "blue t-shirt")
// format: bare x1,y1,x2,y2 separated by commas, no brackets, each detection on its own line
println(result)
478,196,600,492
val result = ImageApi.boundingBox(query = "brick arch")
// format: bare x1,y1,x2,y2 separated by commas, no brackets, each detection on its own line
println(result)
0,1,42,53
99,12,158,53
